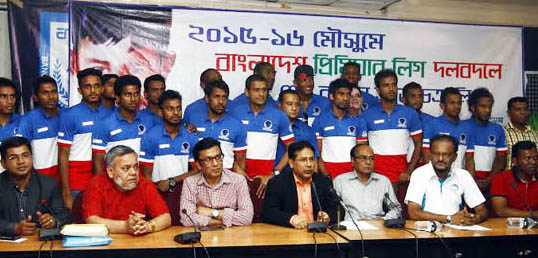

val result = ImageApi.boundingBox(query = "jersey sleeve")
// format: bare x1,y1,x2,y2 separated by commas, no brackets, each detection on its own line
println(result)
278,111,294,144
188,133,199,163
496,125,508,153
408,110,423,137
139,133,155,166
422,121,434,150
356,117,368,142
312,116,322,139
16,114,32,140
233,122,248,153
57,111,74,147
91,120,108,153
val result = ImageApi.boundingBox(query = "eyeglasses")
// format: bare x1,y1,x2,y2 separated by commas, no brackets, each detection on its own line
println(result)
353,155,375,162
199,154,224,165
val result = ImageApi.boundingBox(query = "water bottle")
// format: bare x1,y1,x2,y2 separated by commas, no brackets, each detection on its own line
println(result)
414,221,443,232
506,217,537,229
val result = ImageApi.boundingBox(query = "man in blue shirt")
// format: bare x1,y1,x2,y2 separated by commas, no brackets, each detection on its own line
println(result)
422,87,475,174
402,82,435,166
18,75,63,181
341,61,378,111
462,87,507,191
139,74,165,126
230,74,295,198
231,62,277,109
276,89,319,174
293,65,331,126
0,78,20,146
183,69,223,123
140,90,199,192
57,68,112,210
92,75,155,174
186,80,248,178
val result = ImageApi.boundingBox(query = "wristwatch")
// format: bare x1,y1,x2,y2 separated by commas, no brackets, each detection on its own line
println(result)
212,209,219,219
168,177,176,192
446,215,452,224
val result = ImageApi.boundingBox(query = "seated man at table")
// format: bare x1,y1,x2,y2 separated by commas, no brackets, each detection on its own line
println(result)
83,145,171,235
334,144,401,220
0,136,71,236
490,141,538,218
405,135,488,225
262,141,337,229
180,137,253,227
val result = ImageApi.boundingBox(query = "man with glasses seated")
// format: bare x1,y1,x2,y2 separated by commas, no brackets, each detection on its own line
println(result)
334,144,401,220
180,137,253,227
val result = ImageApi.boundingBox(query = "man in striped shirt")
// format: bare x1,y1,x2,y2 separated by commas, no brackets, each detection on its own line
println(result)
503,97,538,169
180,138,253,227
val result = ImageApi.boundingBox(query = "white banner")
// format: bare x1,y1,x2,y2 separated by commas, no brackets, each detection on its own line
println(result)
166,9,523,123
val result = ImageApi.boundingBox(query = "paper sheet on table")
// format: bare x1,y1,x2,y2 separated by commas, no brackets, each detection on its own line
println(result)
0,238,27,243
445,224,491,231
339,220,378,230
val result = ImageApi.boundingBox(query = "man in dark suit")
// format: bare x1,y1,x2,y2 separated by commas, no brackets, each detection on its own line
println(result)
0,136,71,236
262,140,337,228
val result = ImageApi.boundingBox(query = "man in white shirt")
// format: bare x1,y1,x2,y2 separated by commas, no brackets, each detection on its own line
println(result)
405,134,488,225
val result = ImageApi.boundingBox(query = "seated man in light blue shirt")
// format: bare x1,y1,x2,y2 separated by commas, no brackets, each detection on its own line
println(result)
333,144,401,220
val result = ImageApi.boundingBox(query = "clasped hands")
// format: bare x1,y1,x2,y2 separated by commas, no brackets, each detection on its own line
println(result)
290,211,330,229
126,211,154,235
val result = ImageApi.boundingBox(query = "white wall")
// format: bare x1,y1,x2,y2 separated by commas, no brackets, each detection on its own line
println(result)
0,9,11,79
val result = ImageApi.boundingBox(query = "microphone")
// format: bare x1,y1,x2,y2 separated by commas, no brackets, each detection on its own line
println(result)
510,182,537,228
414,221,443,232
307,181,328,233
38,199,63,241
174,209,202,244
382,193,405,228
328,187,366,258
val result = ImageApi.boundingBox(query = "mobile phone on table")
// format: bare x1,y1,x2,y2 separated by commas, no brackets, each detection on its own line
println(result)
199,225,225,231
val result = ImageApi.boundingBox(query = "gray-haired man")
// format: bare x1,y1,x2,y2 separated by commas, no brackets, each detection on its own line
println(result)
82,145,171,235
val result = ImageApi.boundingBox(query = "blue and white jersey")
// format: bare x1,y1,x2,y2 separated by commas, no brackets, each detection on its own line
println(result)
312,110,367,179
188,112,247,169
230,103,294,177
423,115,474,169
297,94,332,126
229,93,277,110
362,104,422,183
139,124,198,182
18,108,64,177
461,118,507,178
58,102,113,161
91,109,155,154
138,108,161,128
406,111,436,163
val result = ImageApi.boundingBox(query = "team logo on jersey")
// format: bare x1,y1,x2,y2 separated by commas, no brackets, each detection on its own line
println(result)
138,124,146,135
362,103,369,110
13,127,18,135
312,106,321,116
488,134,496,145
347,126,356,136
219,129,230,140
262,120,273,132
450,184,459,192
459,133,467,144
181,142,190,153
397,117,407,128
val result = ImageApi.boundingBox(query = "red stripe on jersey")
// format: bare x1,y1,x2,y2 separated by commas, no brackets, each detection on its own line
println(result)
68,160,93,190
246,159,275,177
36,165,60,183
373,154,407,183
323,162,353,179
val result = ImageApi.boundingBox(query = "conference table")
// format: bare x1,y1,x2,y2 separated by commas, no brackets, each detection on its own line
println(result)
1,219,537,258
332,218,538,257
